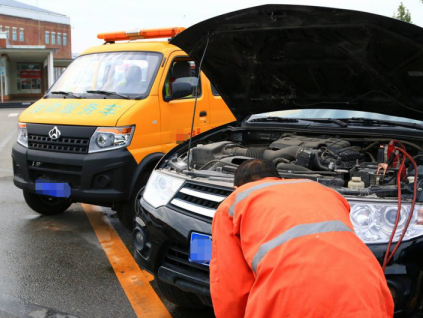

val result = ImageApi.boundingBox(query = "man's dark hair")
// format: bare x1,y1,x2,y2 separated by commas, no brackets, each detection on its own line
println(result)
234,159,280,187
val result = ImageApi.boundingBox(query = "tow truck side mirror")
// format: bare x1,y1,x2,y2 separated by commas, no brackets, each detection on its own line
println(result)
169,82,193,101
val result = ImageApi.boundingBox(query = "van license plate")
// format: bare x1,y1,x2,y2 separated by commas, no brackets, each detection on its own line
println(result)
189,232,212,266
35,179,71,198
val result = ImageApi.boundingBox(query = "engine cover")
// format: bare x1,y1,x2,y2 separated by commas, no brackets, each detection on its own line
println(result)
270,134,350,151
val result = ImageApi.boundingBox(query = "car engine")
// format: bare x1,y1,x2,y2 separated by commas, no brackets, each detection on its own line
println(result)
174,131,423,198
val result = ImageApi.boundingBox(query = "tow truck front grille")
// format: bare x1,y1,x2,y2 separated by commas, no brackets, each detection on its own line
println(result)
170,183,232,218
28,161,82,188
29,171,81,188
28,134,89,154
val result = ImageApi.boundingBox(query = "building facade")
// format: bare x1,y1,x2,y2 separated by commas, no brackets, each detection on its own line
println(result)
0,0,72,102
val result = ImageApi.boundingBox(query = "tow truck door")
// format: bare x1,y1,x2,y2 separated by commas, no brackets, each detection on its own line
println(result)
159,51,210,153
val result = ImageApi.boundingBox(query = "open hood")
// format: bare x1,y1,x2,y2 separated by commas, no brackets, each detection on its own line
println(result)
171,5,423,121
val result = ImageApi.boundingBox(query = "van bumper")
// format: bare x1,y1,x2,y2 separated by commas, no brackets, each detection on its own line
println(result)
12,142,137,206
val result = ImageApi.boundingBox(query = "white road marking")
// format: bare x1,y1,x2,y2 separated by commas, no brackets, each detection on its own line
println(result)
8,113,19,117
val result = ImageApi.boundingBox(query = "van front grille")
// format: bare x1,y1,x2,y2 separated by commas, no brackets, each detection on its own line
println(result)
29,170,81,188
28,134,89,154
28,161,82,173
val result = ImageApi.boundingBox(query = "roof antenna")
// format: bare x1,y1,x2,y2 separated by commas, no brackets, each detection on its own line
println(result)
187,34,210,171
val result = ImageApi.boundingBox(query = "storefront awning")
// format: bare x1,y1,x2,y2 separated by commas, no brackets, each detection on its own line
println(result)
0,47,57,63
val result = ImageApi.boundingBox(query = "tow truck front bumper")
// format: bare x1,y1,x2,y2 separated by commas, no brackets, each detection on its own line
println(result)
12,142,137,206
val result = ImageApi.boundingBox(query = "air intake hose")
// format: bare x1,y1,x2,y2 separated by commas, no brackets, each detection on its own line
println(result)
223,146,300,161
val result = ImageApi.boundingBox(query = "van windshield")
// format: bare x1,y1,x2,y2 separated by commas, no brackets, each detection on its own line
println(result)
49,51,162,99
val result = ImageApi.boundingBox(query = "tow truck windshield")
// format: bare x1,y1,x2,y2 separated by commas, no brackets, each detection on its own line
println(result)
47,51,162,99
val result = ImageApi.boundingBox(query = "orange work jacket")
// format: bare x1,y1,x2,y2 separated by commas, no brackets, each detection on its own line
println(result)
210,177,394,318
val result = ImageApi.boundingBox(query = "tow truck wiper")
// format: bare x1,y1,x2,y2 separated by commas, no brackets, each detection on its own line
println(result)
48,91,83,99
341,117,423,131
85,90,130,99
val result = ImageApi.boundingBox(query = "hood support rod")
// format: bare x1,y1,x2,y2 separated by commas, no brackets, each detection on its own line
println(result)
187,34,210,170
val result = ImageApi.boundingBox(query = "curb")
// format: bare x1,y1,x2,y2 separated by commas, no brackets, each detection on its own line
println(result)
0,102,33,108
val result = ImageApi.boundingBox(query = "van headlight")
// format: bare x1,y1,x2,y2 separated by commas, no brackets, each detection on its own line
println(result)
89,126,134,153
17,122,28,147
143,171,184,208
349,200,423,244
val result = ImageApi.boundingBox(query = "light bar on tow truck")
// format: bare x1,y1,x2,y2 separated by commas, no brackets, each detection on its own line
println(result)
97,27,186,42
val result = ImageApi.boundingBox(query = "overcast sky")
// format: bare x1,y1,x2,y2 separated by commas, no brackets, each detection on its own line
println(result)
18,0,423,54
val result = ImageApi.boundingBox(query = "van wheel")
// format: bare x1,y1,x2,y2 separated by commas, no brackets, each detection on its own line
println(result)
156,279,205,309
117,172,150,230
23,190,71,216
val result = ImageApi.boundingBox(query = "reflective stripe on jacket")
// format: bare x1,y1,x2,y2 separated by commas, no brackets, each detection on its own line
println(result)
210,177,394,318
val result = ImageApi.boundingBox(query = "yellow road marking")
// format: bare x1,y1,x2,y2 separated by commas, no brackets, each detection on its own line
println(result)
83,204,171,318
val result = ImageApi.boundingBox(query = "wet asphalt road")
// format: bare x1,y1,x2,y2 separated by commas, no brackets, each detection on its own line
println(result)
0,108,215,318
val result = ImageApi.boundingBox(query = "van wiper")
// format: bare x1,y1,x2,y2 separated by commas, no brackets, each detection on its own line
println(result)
341,117,423,131
86,90,130,99
49,91,83,99
249,117,299,123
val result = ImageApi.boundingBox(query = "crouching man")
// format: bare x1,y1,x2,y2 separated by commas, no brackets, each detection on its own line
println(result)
210,159,394,318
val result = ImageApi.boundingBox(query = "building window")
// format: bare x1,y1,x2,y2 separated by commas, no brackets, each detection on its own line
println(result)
0,26,2,32
45,31,49,44
57,33,61,45
17,64,42,92
19,29,24,42
5,26,9,39
63,33,67,46
51,32,55,45
12,28,17,41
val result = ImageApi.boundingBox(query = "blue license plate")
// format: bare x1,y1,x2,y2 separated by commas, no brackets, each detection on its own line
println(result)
189,232,212,266
35,179,71,198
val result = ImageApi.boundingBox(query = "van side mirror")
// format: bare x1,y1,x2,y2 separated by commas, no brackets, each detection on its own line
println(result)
169,82,193,100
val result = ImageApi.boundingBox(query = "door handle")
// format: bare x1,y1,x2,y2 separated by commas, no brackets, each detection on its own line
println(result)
199,111,207,117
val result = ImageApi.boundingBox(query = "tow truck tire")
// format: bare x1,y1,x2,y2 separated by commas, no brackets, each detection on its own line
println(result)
23,190,71,216
156,279,205,309
117,172,151,231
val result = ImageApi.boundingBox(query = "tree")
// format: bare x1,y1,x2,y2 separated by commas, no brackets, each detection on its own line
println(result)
393,2,412,23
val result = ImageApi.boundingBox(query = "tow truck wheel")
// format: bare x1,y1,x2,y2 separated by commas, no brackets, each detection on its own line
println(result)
23,190,72,216
117,172,150,231
156,279,205,309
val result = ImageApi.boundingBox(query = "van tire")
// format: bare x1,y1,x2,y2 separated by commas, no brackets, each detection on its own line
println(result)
156,279,205,309
117,172,151,230
23,190,71,216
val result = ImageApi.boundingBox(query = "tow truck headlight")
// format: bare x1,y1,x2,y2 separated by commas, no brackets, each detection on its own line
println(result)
17,122,28,148
89,126,134,153
143,171,184,208
349,201,423,244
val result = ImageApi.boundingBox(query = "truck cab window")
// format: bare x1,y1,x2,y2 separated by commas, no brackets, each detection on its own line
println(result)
211,83,220,96
163,58,201,99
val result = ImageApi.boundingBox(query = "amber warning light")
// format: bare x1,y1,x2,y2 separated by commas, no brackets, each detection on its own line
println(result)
97,27,186,42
